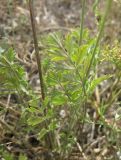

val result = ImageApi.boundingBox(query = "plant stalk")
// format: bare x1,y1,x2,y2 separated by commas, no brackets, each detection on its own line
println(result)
28,0,53,149
28,0,45,100
83,0,112,87
79,0,86,45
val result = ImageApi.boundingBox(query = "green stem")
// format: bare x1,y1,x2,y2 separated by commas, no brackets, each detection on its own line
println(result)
83,0,112,87
80,0,112,142
79,0,86,45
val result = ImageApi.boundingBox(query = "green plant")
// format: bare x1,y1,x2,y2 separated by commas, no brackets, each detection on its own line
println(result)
26,1,113,158
0,48,28,97
0,0,115,159
40,28,111,155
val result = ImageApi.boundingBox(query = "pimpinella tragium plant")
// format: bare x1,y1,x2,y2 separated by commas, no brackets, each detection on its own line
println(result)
0,0,113,159
26,0,113,158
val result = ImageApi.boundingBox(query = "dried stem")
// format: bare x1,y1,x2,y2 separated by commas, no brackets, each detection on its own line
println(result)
28,0,53,149
28,0,45,100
